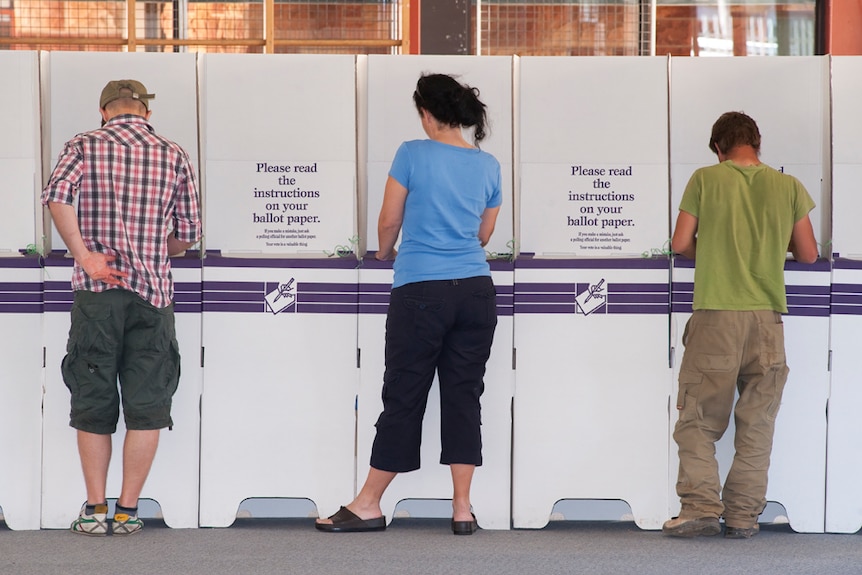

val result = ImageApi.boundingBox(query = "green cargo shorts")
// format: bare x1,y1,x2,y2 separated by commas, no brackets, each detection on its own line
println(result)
61,289,181,434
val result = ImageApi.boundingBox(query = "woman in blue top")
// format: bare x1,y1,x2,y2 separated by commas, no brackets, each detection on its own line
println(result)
317,73,502,535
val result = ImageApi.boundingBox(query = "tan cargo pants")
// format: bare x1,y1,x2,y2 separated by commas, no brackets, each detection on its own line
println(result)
673,309,789,529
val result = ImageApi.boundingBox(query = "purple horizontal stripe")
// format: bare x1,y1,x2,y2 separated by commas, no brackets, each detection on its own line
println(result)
45,292,74,303
45,281,72,291
175,282,202,292
672,282,694,291
611,293,669,304
831,305,862,315
831,283,862,294
0,257,43,269
301,282,359,293
787,306,830,317
514,304,577,314
834,258,862,270
0,282,43,292
358,293,390,304
786,295,830,307
787,285,830,295
496,285,514,295
672,303,693,313
358,283,391,293
0,292,42,303
497,307,514,317
672,293,694,304
489,260,515,272
202,302,266,313
300,293,359,304
358,303,389,314
175,303,201,313
784,259,831,272
203,281,265,292
673,258,695,269
516,256,669,270
515,283,577,293
297,304,358,314
174,292,202,303
832,294,862,305
45,302,72,312
43,255,74,267
0,303,43,313
171,253,203,269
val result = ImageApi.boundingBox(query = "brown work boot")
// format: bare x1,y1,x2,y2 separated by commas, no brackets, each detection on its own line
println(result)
724,523,760,539
662,516,721,538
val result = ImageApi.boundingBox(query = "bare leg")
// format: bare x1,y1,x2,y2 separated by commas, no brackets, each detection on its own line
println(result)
77,430,112,504
117,429,160,508
316,466,396,524
451,463,475,522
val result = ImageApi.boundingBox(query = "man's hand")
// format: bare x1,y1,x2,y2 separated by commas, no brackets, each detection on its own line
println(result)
79,252,128,286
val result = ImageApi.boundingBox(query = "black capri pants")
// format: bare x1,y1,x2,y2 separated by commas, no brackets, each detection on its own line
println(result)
370,276,497,472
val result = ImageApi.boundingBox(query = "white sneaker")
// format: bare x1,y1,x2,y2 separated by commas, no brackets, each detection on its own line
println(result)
70,503,109,536
112,511,144,536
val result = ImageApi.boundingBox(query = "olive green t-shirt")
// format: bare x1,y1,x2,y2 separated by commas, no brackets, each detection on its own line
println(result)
678,161,815,313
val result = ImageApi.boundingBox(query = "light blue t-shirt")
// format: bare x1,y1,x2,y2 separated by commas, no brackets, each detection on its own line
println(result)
388,139,503,288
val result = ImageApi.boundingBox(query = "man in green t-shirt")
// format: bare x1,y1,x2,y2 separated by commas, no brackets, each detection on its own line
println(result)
662,111,818,539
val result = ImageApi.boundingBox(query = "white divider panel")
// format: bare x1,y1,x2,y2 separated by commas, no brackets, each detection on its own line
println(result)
519,57,669,257
669,260,830,533
355,258,514,530
42,51,199,252
827,57,862,532
831,57,862,257
669,56,831,247
40,256,201,528
200,54,357,254
512,257,671,529
0,259,43,530
669,56,831,533
0,51,40,255
826,260,862,532
364,55,514,258
199,256,358,526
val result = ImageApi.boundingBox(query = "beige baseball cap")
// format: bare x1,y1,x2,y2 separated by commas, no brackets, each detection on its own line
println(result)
99,79,155,110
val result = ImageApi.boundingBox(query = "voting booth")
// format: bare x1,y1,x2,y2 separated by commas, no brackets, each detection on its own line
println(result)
668,56,831,533
512,57,671,530
0,51,42,531
358,55,515,529
40,52,201,529
0,259,43,531
824,56,862,533
198,54,359,526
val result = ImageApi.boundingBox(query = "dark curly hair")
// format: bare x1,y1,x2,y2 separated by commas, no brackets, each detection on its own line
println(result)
412,73,489,146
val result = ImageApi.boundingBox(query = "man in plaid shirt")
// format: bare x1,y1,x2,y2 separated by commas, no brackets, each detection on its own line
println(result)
41,79,201,536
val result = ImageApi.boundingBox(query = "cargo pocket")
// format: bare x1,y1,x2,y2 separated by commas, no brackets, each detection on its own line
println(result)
758,320,787,371
676,371,704,423
63,303,116,400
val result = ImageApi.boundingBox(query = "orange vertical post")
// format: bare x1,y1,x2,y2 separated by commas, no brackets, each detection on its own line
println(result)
828,0,862,54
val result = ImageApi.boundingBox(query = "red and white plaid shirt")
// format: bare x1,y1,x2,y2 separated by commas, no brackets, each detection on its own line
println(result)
42,114,201,308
